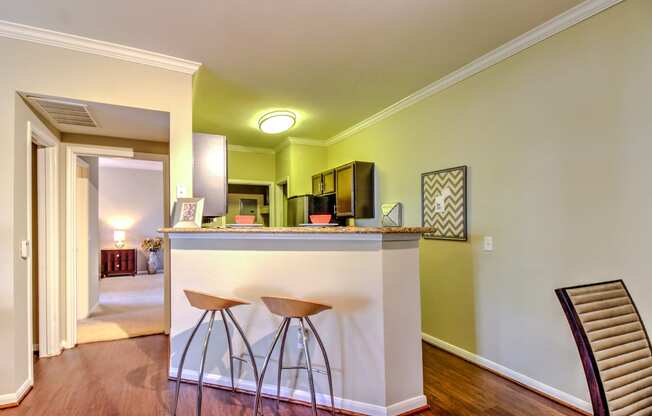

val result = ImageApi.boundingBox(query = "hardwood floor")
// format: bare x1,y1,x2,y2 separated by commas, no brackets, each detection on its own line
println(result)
1,335,583,416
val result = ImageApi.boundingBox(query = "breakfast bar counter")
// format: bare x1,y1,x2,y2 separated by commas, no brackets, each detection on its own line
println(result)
161,226,428,416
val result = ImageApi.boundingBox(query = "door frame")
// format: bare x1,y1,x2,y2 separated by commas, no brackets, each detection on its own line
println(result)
63,144,133,348
133,152,171,333
227,179,276,226
26,121,60,364
275,176,289,227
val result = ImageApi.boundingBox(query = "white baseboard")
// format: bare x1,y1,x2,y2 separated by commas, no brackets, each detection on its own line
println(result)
61,339,75,349
421,333,592,414
0,377,32,407
137,269,164,275
170,367,426,416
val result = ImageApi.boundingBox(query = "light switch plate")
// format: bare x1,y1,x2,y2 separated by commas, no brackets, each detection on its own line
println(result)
483,236,494,251
20,240,29,259
176,184,187,198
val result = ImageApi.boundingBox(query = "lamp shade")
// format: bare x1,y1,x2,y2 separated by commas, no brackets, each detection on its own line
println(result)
113,230,126,242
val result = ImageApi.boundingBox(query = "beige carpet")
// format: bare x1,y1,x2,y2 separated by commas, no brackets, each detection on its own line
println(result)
77,274,164,344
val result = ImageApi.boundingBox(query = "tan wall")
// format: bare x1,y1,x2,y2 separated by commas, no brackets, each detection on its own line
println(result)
1,35,192,397
62,133,169,155
99,165,164,272
328,0,652,402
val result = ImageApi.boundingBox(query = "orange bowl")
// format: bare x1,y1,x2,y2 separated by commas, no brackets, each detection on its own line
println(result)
235,215,256,224
310,214,332,224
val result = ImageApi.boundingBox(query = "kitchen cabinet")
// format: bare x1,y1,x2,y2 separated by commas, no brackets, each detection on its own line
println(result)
323,170,335,194
335,161,374,218
311,170,336,195
312,174,322,195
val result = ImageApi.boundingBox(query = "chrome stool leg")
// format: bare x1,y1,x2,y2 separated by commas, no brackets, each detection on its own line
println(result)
225,308,260,383
306,317,335,416
300,318,318,416
173,310,208,416
196,311,216,416
253,318,290,416
276,319,290,403
220,310,236,391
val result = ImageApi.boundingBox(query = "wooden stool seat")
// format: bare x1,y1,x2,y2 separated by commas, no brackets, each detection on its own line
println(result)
261,296,332,318
183,290,249,311
174,289,259,416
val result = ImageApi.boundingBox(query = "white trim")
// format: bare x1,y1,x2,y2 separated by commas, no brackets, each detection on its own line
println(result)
0,378,32,407
274,137,328,153
170,367,426,416
275,177,290,227
28,122,61,364
65,144,134,348
0,19,201,74
421,333,593,414
29,123,62,358
227,144,275,155
326,0,623,145
288,137,328,146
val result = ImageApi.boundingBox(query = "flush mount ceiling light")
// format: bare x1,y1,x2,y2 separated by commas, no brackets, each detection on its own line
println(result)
258,111,296,134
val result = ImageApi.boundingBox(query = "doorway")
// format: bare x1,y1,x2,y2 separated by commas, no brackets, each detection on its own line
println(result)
275,177,289,227
74,155,167,344
226,180,275,226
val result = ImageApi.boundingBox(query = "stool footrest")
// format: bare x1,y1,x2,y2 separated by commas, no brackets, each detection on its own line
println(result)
281,365,328,375
232,355,247,363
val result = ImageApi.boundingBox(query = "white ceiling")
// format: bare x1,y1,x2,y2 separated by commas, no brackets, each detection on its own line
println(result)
99,157,163,171
3,0,584,147
23,93,170,141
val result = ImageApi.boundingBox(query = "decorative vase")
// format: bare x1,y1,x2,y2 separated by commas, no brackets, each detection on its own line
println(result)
147,250,158,274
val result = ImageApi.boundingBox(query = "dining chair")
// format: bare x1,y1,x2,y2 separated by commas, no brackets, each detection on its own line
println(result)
556,280,652,416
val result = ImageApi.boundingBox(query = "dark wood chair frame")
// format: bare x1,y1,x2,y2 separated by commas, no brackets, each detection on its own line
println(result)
556,279,652,416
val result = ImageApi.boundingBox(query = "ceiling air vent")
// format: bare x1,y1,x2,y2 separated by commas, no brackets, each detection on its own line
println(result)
27,96,98,128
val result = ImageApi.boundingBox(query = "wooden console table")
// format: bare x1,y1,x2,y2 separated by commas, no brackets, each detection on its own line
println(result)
101,248,137,277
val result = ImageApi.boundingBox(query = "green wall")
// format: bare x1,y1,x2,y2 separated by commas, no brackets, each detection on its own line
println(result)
328,0,652,400
274,143,327,197
228,149,275,182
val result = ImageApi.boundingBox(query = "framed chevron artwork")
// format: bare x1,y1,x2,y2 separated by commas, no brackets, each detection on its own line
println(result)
421,166,468,241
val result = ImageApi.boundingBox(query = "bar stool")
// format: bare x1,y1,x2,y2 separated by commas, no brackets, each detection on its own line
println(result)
172,290,259,416
253,296,335,416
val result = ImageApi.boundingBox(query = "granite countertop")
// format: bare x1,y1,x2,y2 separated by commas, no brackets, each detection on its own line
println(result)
158,226,433,234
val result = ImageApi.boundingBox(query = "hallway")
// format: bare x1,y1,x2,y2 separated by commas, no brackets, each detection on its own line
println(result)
77,274,164,344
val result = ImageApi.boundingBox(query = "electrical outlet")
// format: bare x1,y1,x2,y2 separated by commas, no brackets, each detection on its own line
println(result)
176,184,187,198
483,236,494,252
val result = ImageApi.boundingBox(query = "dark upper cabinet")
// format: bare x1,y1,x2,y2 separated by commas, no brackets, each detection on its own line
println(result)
312,174,322,195
323,170,335,194
334,161,374,218
312,170,336,196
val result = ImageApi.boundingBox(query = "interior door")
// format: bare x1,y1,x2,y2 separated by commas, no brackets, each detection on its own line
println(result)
335,163,354,217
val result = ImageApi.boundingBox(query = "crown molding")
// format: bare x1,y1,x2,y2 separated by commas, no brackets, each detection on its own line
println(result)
227,144,275,155
288,137,328,146
326,0,623,146
0,19,201,74
273,136,327,153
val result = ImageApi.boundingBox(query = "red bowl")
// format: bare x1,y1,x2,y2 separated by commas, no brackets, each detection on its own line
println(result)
235,215,256,224
310,214,332,224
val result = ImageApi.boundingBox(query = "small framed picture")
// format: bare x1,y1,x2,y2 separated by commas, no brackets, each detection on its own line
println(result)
172,198,205,228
